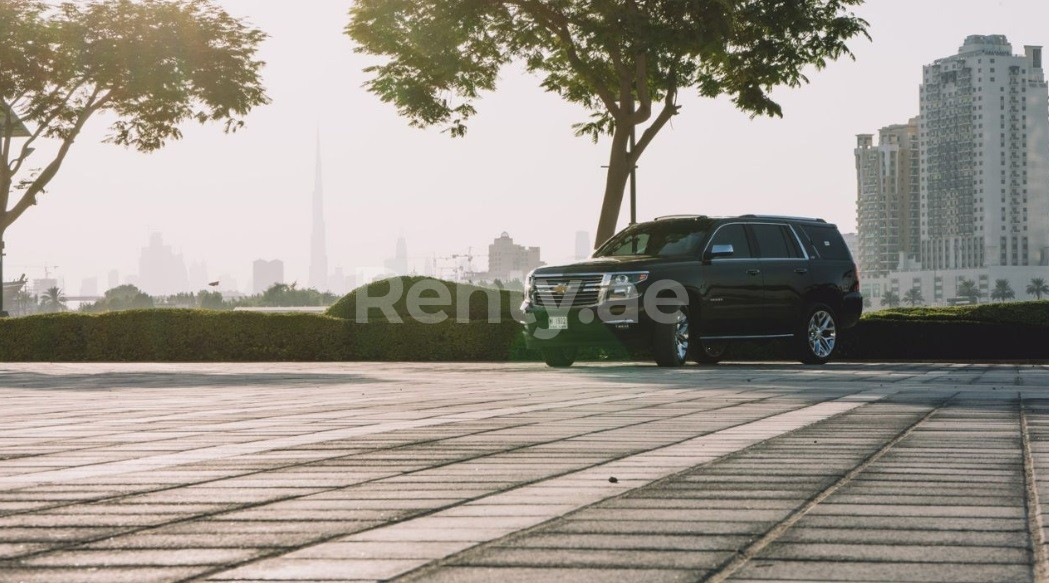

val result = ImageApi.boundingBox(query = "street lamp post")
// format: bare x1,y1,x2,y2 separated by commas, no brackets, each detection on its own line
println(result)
0,238,7,318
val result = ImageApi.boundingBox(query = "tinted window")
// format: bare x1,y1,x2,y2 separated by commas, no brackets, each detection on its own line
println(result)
799,225,852,260
595,219,714,258
751,224,802,259
708,224,753,259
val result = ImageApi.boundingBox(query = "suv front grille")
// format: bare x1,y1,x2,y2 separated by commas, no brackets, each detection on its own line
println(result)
534,274,605,308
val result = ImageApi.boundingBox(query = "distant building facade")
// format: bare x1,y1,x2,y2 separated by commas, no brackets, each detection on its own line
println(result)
574,231,591,261
309,134,329,291
858,35,1049,306
920,35,1049,269
487,232,542,282
854,119,921,276
138,233,189,296
384,237,409,276
253,260,285,294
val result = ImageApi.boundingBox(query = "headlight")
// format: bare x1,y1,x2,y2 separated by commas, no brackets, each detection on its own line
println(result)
525,272,536,298
607,272,649,300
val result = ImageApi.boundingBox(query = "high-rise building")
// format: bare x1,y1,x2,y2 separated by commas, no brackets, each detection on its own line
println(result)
574,231,591,260
138,233,189,296
384,236,409,276
487,232,543,282
80,277,98,297
854,119,921,276
309,133,329,291
919,35,1049,269
253,259,284,294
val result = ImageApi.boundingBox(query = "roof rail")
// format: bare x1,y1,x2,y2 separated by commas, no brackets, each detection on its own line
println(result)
654,214,707,221
739,214,827,223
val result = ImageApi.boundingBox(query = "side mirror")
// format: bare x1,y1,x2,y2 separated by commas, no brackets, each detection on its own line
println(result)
709,244,735,260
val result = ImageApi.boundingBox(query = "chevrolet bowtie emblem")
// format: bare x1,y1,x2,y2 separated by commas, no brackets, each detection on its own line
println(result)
553,284,569,294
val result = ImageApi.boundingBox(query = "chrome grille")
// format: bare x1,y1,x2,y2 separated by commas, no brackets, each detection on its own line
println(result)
534,274,605,308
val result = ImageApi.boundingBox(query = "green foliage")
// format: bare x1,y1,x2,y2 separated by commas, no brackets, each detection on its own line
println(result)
239,283,338,308
956,278,983,303
346,0,869,138
0,0,269,234
1027,278,1049,301
80,285,155,313
880,290,900,308
865,301,1049,328
326,277,523,323
990,279,1016,302
0,309,522,362
38,286,67,313
902,287,924,307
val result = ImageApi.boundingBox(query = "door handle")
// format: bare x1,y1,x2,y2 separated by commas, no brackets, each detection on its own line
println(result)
747,269,761,276
795,268,809,274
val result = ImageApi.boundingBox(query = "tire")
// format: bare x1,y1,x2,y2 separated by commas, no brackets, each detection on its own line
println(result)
652,308,690,368
693,341,728,365
541,347,577,368
796,303,838,365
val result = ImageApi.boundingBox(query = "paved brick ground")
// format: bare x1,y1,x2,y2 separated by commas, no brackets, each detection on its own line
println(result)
0,363,1048,582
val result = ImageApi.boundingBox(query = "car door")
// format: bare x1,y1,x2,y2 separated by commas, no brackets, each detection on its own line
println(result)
697,223,765,336
750,223,812,334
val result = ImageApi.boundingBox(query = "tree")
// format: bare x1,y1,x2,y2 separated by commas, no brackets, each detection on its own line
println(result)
902,287,924,307
957,279,982,304
347,0,868,246
81,285,155,313
39,286,67,312
1028,278,1049,301
880,290,900,308
990,279,1015,302
0,0,269,315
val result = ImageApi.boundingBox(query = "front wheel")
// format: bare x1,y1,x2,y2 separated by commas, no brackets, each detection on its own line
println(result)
653,309,690,368
796,304,838,365
541,347,577,368
693,341,728,365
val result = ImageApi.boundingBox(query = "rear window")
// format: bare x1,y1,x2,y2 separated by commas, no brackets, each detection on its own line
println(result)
798,225,852,261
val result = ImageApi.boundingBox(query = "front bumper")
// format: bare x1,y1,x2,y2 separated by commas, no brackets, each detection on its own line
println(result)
519,301,656,351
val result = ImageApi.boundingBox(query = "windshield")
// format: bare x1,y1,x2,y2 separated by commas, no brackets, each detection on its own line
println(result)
595,219,714,258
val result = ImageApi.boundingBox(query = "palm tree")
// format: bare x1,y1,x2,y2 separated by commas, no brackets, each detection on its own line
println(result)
1028,278,1049,300
903,287,924,307
881,290,901,308
990,279,1016,302
957,279,982,304
40,286,67,313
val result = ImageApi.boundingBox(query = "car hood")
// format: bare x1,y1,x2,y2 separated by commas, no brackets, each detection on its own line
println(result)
534,256,684,275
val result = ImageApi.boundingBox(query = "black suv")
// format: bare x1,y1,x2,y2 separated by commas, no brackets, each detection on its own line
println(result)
520,215,862,368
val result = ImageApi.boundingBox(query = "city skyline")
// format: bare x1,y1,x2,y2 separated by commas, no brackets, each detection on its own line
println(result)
6,1,1049,290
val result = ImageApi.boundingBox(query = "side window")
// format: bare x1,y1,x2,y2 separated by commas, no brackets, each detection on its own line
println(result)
799,225,852,260
708,224,753,258
751,224,801,259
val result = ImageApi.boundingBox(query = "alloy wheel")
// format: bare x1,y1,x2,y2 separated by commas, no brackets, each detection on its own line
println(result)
807,310,837,359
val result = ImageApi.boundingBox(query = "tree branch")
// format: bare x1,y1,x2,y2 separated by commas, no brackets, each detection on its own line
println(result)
501,0,621,116
630,85,678,165
0,90,110,232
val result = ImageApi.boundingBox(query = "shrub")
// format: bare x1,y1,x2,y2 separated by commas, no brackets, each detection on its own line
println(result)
0,309,525,362
326,277,523,323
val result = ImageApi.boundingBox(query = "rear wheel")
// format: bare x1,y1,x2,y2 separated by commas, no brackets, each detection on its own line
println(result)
653,309,690,368
541,347,577,368
796,304,838,365
693,341,728,365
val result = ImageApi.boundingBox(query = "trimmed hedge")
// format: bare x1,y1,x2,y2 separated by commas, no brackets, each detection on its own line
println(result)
327,277,523,323
866,301,1049,328
3,292,1048,363
0,310,524,362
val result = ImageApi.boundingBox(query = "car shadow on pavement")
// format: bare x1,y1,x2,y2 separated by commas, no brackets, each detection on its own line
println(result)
0,371,383,391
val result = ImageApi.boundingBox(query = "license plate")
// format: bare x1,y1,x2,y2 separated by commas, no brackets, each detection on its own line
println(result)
549,316,568,330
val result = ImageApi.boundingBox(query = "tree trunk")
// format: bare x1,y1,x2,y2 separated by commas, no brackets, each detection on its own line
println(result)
594,127,632,248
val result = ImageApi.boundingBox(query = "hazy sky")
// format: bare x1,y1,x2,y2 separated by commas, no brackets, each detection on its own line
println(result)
8,0,1049,293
